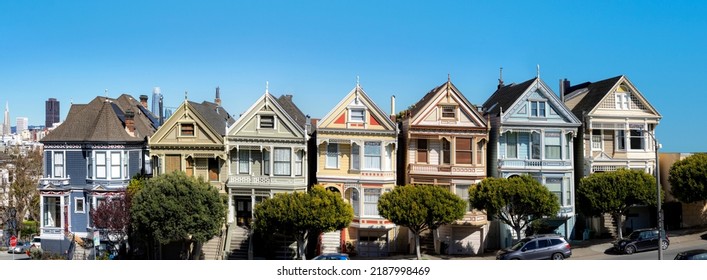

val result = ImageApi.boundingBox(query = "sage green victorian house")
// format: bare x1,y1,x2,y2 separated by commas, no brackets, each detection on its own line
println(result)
148,92,235,191
225,92,309,227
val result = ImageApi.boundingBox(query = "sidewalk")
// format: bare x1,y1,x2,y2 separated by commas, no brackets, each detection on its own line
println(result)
354,226,707,260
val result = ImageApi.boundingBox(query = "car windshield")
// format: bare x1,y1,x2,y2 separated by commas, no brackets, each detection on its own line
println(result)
510,238,531,250
32,238,40,242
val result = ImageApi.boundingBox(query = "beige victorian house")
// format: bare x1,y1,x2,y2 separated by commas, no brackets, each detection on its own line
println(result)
148,95,235,191
563,75,661,235
400,79,489,255
314,84,398,257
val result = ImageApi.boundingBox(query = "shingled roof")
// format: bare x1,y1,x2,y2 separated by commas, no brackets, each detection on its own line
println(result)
408,80,480,121
41,95,158,143
276,94,306,129
188,101,235,136
563,75,623,118
482,78,536,116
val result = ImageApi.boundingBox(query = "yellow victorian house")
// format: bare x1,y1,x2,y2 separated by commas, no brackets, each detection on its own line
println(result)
314,83,398,257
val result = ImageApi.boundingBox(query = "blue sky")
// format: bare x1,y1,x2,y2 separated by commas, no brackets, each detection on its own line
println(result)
1,1,705,152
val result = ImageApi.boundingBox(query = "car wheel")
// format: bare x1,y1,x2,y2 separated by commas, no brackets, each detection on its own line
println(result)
624,245,636,255
661,240,669,250
551,253,565,260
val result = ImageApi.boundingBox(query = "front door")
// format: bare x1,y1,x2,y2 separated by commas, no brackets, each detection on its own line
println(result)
235,197,252,227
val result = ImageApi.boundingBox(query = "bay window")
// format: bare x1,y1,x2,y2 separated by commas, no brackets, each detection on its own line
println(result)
630,130,645,150
351,144,360,170
455,138,473,165
531,133,541,160
364,141,381,170
295,150,303,176
111,152,121,179
273,148,291,176
239,150,250,174
53,151,64,178
364,188,381,216
544,132,561,159
506,133,517,158
96,152,107,179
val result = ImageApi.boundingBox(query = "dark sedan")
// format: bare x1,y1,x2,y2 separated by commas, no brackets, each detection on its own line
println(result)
674,249,707,260
613,228,669,254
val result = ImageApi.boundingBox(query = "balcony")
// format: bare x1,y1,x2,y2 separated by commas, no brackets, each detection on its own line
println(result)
228,175,306,186
498,159,572,169
408,164,485,176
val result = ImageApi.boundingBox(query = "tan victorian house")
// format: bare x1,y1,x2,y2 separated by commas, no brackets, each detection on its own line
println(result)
314,84,398,257
148,92,235,191
400,79,489,255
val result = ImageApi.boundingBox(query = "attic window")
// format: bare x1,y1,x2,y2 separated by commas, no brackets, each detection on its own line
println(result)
180,123,195,136
442,106,456,118
350,109,365,123
260,115,274,128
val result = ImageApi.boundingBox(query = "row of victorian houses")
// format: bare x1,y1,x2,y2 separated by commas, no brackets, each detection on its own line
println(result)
36,74,662,259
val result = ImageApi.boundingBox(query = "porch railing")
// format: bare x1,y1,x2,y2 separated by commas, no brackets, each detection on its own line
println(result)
498,159,572,168
228,175,306,186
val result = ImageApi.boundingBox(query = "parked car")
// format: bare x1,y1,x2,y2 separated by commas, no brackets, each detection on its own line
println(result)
613,228,669,254
496,234,572,260
312,253,349,260
8,241,31,254
30,237,41,249
674,249,707,260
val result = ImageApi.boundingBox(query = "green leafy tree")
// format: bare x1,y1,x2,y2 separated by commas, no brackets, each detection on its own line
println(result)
253,186,353,260
577,169,659,239
378,185,466,260
668,153,707,203
469,175,560,241
8,148,42,238
131,171,226,259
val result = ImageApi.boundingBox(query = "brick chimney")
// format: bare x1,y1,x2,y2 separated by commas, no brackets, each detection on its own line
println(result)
215,86,221,106
125,109,136,135
139,95,149,109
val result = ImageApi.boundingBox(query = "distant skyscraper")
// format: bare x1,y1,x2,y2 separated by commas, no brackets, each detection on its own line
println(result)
16,117,28,134
3,102,9,136
151,87,162,116
45,98,60,128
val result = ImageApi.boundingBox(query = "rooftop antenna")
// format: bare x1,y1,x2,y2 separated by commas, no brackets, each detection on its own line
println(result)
265,81,269,95
356,75,360,88
184,90,188,101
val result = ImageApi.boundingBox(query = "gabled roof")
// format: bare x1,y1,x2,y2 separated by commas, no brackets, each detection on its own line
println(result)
41,95,157,143
482,78,536,116
406,80,487,128
189,101,235,136
563,75,623,117
227,92,306,139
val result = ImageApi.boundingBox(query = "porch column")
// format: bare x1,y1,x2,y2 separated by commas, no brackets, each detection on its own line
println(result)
60,195,65,232
269,145,274,177
39,194,44,231
251,190,256,221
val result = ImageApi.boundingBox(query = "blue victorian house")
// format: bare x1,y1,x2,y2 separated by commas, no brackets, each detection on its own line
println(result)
482,77,581,248
38,94,157,254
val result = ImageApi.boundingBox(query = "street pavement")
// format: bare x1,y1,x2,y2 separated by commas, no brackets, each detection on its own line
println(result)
353,226,707,260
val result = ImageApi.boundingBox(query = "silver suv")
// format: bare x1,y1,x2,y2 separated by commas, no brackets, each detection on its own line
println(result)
496,234,572,260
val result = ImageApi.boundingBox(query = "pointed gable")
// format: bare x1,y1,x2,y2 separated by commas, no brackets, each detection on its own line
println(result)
484,78,581,125
227,93,306,140
149,100,232,146
563,75,660,119
408,80,487,128
317,85,397,132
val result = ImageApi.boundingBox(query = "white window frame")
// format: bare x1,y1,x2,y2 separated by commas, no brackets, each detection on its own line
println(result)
351,144,360,171
294,150,303,176
506,132,518,159
239,150,250,174
629,129,645,150
111,152,121,179
544,132,562,160
616,130,626,151
615,93,630,110
259,115,275,129
530,101,546,117
179,122,196,137
96,152,107,179
591,130,603,151
326,143,339,169
363,188,381,217
349,109,365,123
531,132,541,160
74,197,85,213
53,151,65,178
363,141,382,170
273,147,291,176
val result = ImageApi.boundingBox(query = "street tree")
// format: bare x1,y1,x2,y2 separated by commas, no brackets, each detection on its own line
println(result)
8,148,42,238
90,190,130,253
253,186,353,260
130,171,226,259
469,175,560,241
577,169,659,239
668,153,707,203
378,185,466,260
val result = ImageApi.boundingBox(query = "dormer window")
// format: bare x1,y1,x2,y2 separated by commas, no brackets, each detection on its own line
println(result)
350,109,365,123
530,101,546,117
441,106,456,119
180,123,195,136
260,115,274,128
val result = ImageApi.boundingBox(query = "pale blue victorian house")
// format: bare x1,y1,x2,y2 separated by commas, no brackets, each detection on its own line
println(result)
482,77,581,248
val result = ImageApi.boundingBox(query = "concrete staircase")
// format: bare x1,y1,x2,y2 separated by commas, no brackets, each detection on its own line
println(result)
201,235,222,260
227,226,250,260
274,234,298,260
419,230,436,254
603,213,619,238
320,230,341,254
